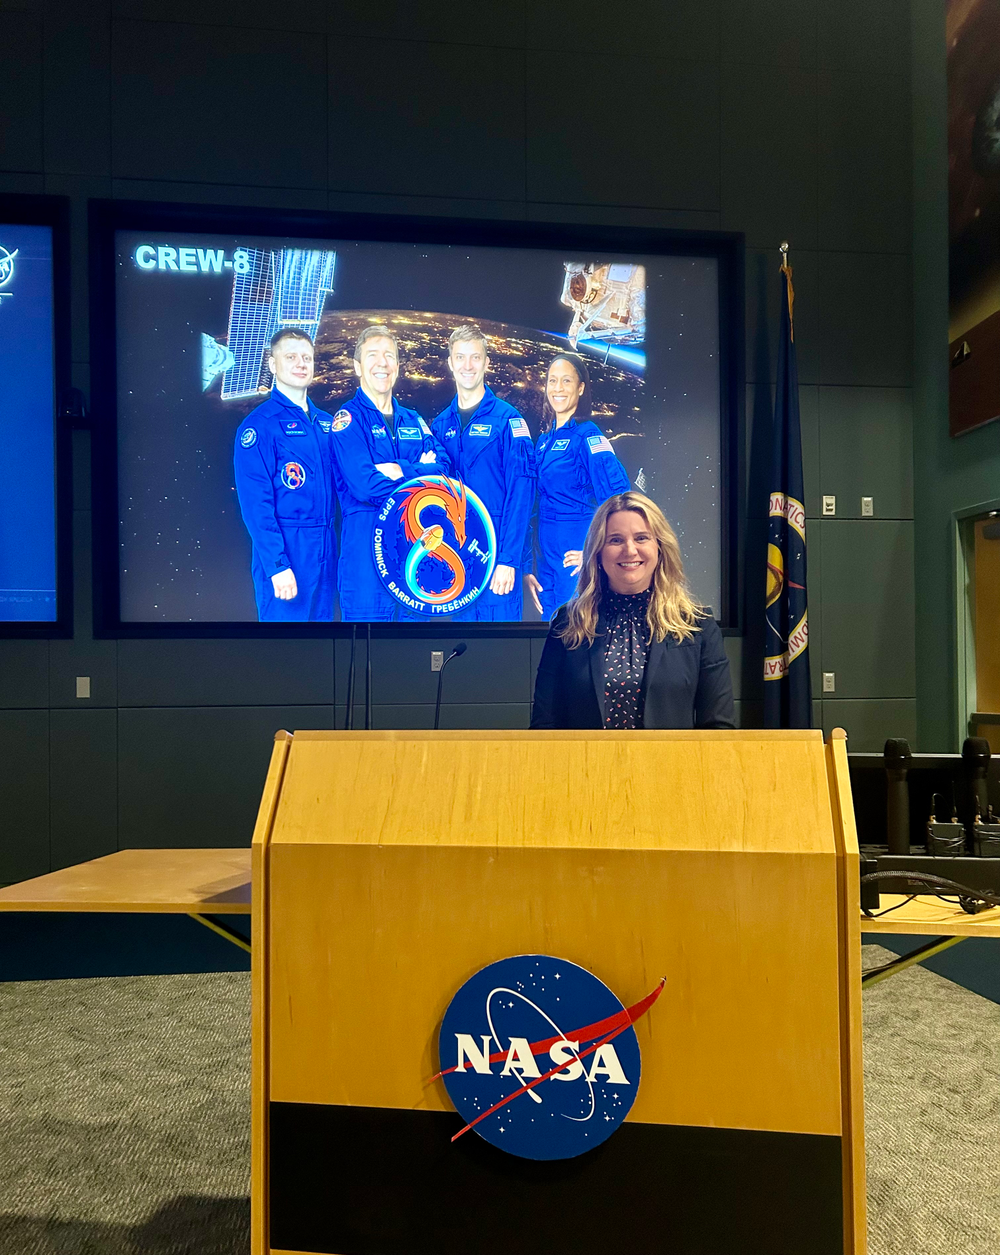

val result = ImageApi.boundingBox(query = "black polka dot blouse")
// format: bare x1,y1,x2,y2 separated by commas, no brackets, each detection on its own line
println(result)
602,588,652,729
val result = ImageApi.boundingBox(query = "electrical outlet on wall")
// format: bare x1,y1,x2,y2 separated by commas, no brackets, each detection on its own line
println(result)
430,651,444,672
76,676,91,699
861,497,873,517
822,495,836,516
822,672,835,693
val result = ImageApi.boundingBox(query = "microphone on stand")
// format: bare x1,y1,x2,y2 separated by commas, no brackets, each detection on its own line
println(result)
884,737,912,854
365,622,373,731
433,643,467,731
962,737,991,836
344,624,357,730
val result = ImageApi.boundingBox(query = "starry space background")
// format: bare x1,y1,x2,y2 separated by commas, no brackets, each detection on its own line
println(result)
114,231,720,622
438,954,641,1162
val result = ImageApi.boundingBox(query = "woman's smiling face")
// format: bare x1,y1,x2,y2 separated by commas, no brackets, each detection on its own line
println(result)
545,359,585,421
600,509,658,594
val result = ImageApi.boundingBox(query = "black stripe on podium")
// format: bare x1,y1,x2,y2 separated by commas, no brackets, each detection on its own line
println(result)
269,1103,843,1255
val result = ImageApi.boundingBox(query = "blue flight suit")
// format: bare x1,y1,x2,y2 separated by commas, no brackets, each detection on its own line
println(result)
533,418,631,620
233,388,337,622
431,387,536,621
329,387,447,621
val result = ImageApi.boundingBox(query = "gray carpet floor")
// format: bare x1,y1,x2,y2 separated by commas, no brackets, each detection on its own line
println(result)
0,947,997,1253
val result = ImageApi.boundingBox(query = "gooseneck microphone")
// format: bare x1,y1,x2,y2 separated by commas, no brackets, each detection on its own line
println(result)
344,624,357,730
365,622,373,731
433,643,467,731
884,737,912,854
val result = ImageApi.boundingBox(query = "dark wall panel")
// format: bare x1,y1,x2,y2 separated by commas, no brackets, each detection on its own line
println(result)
818,387,914,519
117,638,335,707
43,0,111,177
822,698,917,753
816,69,911,254
721,1,817,67
117,704,335,847
0,709,49,884
527,0,719,60
329,37,525,202
0,641,48,709
816,0,911,74
49,511,118,708
335,635,533,707
526,53,720,211
820,520,915,700
112,0,329,32
0,11,43,173
49,707,117,869
816,251,912,387
721,63,818,250
111,20,328,186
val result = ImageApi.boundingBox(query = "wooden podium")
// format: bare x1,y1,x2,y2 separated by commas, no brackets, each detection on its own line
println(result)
252,729,864,1255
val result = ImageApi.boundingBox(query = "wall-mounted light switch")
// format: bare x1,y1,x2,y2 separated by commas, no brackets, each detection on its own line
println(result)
430,651,444,672
822,672,835,693
76,676,91,699
861,497,873,517
822,495,836,516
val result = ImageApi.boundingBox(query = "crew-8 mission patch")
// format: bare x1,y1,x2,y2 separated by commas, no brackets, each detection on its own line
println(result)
436,954,663,1161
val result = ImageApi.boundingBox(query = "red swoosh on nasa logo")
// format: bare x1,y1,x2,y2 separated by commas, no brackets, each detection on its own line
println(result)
428,977,664,1085
429,977,665,1143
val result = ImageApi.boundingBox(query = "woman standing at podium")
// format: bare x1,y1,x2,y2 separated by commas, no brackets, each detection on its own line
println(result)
530,492,735,730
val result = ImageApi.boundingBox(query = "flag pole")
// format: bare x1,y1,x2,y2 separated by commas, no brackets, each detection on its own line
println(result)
763,239,811,728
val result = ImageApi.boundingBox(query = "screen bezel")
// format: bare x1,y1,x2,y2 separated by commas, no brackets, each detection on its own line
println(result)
90,198,744,639
0,194,72,639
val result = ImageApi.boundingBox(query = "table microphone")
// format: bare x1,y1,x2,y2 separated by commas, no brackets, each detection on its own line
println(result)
884,738,912,854
962,736,991,833
433,643,467,731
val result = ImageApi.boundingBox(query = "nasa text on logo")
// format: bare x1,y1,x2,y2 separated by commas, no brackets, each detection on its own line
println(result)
435,955,664,1161
0,242,18,303
372,475,497,616
281,461,306,490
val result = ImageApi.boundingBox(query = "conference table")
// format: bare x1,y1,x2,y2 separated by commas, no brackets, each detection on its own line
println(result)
0,848,252,952
861,892,1000,986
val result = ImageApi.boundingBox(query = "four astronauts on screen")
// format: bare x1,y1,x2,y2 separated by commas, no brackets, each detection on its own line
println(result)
233,323,631,623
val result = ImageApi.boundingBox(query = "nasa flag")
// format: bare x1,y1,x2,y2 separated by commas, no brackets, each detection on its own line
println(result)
763,252,811,728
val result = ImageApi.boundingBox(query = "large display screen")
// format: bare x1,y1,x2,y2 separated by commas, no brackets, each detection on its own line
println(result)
110,220,733,626
0,221,57,623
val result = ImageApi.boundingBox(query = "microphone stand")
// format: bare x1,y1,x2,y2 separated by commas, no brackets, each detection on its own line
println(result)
344,624,357,730
433,643,467,731
365,622,373,730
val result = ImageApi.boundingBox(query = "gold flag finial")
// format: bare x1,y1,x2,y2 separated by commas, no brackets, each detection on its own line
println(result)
779,242,794,342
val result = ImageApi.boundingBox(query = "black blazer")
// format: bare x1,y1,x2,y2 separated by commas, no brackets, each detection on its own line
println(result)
530,606,735,730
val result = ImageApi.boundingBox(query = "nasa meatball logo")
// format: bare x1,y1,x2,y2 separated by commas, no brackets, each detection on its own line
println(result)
281,461,306,489
372,475,496,616
435,955,664,1161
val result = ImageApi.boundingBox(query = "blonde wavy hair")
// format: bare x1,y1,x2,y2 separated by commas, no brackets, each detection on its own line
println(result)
557,492,705,648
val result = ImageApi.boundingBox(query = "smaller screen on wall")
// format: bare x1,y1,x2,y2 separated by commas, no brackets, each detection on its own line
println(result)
0,222,57,622
113,226,726,626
